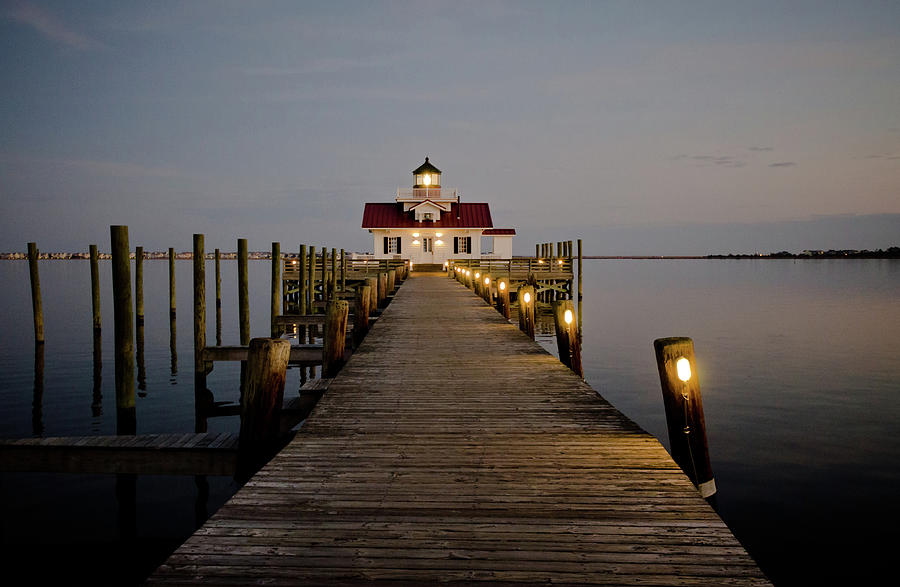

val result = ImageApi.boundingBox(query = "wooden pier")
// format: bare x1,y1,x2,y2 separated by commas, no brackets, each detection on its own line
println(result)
149,272,769,585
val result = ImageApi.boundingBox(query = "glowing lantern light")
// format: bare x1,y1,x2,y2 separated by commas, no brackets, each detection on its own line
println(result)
499,281,506,291
475,272,480,279
484,277,490,286
523,292,531,304
676,357,692,382
412,232,420,238
423,174,431,186
564,309,573,324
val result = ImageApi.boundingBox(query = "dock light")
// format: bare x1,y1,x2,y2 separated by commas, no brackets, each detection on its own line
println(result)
564,309,573,324
444,261,449,268
676,357,692,382
292,260,297,265
436,239,443,246
484,277,490,286
538,259,544,264
499,281,506,291
436,232,442,237
466,270,470,276
558,259,564,266
523,292,531,304
475,272,480,279
412,232,420,238
413,240,420,245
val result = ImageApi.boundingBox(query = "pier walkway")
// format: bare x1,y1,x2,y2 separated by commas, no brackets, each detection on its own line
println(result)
149,273,769,585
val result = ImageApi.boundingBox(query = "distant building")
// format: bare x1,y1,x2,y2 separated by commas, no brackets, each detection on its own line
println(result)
361,157,515,266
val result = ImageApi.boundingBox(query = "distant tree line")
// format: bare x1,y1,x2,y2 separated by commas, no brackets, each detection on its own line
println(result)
708,247,900,259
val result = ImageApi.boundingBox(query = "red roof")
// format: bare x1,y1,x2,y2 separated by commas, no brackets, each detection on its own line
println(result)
362,202,493,229
482,228,516,236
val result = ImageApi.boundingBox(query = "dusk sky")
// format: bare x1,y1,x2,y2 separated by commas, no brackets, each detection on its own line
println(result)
2,0,898,255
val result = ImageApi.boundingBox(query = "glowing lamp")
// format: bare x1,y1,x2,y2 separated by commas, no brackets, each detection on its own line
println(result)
676,357,692,382
410,261,414,269
564,309,573,324
435,232,442,237
558,259,564,265
499,281,506,291
444,261,449,267
538,259,544,264
412,232,420,238
523,292,531,304
484,277,490,286
292,260,297,265
423,174,431,186
436,240,443,245
475,272,480,279
412,240,420,245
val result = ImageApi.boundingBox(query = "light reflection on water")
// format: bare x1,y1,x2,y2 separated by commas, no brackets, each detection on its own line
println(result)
0,259,898,585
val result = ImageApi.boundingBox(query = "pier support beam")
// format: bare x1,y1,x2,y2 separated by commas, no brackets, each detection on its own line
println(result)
239,338,290,477
27,242,43,344
111,226,135,434
552,300,582,377
90,244,101,334
323,300,349,378
517,284,535,340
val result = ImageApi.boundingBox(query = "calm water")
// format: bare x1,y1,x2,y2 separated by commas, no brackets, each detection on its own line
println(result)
1,258,898,585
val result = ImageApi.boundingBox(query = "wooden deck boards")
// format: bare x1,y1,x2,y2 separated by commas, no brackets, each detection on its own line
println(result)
148,273,769,585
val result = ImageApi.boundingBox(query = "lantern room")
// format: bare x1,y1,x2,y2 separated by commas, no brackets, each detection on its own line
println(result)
412,157,441,188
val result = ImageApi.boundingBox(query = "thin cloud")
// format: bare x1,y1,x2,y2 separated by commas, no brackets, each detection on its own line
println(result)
672,154,746,168
748,146,774,152
769,161,797,167
7,1,105,50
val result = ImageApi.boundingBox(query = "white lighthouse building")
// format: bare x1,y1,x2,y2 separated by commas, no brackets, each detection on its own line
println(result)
362,157,515,268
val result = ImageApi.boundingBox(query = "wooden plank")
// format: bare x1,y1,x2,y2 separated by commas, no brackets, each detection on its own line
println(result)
0,433,238,476
150,274,769,585
203,345,323,363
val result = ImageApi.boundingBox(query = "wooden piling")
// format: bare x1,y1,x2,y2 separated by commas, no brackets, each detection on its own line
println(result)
90,244,101,333
552,300,582,377
365,277,378,317
271,242,281,338
214,248,222,346
27,242,43,344
298,245,307,317
193,234,208,391
496,278,510,319
237,239,249,345
320,246,328,303
239,338,290,469
110,226,135,434
340,248,346,292
577,238,583,339
387,268,396,297
481,273,492,304
353,285,371,347
307,246,316,313
330,247,337,300
168,247,176,319
517,284,535,340
378,272,388,308
135,246,144,325
653,337,716,499
323,300,349,378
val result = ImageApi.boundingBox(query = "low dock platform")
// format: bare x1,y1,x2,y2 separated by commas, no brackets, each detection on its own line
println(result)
149,273,769,585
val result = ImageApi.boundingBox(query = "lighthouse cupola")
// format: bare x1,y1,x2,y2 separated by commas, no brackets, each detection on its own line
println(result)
412,156,441,188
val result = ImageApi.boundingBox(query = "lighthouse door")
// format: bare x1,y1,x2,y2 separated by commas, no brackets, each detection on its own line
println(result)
422,237,434,261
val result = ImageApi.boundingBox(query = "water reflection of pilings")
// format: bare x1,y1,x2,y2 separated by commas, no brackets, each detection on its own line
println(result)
92,332,103,417
169,315,178,381
136,322,146,396
32,342,44,436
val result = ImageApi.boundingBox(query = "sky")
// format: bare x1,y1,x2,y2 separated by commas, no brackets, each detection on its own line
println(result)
1,0,898,255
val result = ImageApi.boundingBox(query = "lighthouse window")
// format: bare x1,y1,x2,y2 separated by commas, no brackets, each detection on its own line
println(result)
423,212,433,221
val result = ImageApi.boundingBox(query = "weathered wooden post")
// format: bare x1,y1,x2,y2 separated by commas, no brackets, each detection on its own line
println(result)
577,238,583,339
481,273,492,304
135,246,144,326
378,272,388,307
298,245,308,316
271,242,281,338
517,284,535,339
214,248,222,346
353,285,371,347
238,338,291,475
496,277,510,319
90,244,101,334
552,300,582,377
330,247,337,300
193,234,209,393
27,242,44,344
320,246,328,303
323,300,349,377
653,337,716,500
307,245,316,312
340,248,346,291
110,226,135,434
365,277,378,317
387,267,396,296
168,247,176,319
474,270,483,296
237,238,249,346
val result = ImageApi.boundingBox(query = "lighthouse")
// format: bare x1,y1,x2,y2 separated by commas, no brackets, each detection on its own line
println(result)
361,157,515,268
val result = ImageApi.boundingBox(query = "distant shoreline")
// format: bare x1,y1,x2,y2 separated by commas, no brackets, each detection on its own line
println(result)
2,247,897,260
